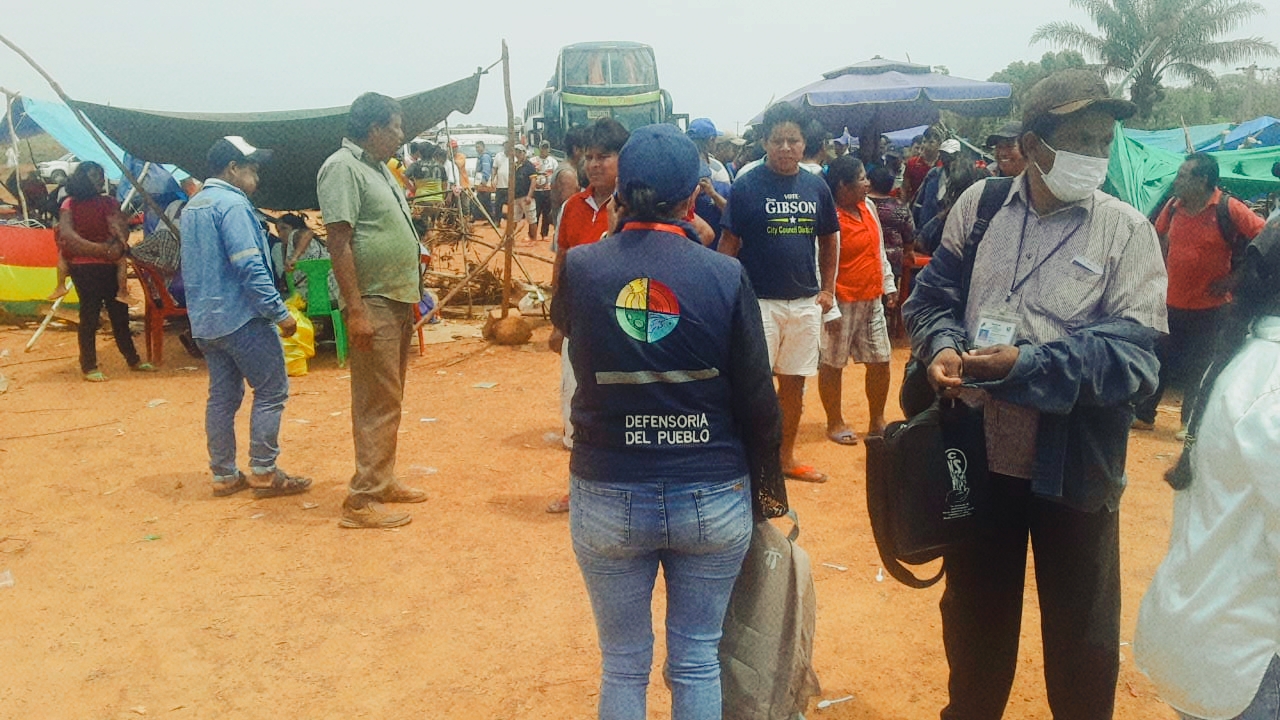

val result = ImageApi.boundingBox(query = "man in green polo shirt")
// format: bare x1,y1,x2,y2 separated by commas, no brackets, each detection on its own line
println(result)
318,92,426,529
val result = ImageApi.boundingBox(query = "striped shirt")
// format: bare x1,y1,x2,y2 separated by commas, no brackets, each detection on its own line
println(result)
942,177,1168,478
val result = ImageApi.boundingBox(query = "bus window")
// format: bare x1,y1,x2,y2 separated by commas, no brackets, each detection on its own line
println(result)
610,49,656,86
564,50,607,86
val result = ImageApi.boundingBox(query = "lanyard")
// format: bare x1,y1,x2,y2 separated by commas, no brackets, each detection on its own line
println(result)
621,221,688,236
1007,184,1087,301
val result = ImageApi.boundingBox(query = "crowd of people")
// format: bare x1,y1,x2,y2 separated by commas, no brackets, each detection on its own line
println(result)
35,66,1280,720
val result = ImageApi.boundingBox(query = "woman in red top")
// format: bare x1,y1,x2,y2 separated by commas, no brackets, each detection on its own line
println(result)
55,162,153,381
817,156,897,444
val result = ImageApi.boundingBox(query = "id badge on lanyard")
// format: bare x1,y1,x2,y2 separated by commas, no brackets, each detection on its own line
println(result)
974,309,1019,349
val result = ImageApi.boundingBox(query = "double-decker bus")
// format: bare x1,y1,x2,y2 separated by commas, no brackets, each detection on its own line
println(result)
524,42,686,149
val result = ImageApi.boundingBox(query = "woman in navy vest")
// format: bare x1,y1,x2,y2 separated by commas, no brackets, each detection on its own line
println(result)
551,124,787,720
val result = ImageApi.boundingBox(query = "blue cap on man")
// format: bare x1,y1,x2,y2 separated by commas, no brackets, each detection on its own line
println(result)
686,118,719,141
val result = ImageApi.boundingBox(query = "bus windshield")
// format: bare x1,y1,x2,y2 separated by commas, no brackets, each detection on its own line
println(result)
561,47,657,90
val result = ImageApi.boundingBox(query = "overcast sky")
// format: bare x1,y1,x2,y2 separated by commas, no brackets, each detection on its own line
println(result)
1,0,1272,135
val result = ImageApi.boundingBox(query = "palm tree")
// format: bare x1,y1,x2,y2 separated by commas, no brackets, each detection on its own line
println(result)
1031,0,1277,117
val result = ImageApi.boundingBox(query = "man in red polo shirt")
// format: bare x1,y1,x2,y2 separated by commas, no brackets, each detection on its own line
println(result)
901,125,943,205
1134,153,1266,436
546,117,629,513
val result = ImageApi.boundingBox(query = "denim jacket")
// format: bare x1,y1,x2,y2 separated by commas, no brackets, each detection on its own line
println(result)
180,179,289,340
904,233,1162,512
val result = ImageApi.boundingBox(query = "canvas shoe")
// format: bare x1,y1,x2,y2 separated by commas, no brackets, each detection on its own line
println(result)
340,499,411,529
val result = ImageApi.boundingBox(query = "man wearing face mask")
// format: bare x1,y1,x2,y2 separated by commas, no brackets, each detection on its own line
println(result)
902,70,1169,720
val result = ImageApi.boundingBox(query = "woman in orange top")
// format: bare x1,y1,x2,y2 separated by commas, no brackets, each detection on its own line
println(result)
817,156,897,443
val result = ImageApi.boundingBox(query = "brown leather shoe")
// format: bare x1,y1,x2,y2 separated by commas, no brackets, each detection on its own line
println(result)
378,483,428,504
339,499,411,529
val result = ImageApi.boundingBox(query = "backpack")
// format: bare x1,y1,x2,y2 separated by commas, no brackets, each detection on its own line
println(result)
1156,192,1249,270
900,176,1017,418
720,511,820,720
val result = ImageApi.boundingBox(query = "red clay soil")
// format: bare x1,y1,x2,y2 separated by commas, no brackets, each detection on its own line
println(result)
0,229,1181,719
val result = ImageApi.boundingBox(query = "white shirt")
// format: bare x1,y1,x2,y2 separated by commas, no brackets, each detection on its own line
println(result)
734,158,822,180
707,156,732,184
493,152,510,188
1135,315,1280,719
534,155,558,190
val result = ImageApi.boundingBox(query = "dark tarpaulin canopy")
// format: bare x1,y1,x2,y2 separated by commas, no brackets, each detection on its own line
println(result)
756,58,1012,135
70,73,482,210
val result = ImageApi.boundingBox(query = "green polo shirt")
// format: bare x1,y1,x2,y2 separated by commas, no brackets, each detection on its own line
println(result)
317,138,421,304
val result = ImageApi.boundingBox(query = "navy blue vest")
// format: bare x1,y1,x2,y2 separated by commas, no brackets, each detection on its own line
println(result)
559,224,754,483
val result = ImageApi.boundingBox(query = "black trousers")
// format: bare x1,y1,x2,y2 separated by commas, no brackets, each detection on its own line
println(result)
474,190,493,222
69,262,140,373
534,190,552,237
940,474,1120,720
494,188,508,222
1135,305,1224,425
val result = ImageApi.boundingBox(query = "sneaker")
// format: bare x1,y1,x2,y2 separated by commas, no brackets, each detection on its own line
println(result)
1174,425,1189,441
378,483,428,504
1131,419,1155,431
339,499,411,529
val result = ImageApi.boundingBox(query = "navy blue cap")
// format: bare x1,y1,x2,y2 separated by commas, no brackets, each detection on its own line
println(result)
618,124,701,207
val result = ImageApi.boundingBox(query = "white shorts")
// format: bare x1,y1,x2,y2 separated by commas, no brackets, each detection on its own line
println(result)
759,297,822,377
511,196,531,224
820,299,892,368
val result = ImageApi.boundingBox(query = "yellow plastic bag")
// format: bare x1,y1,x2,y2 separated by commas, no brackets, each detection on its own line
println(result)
280,294,315,376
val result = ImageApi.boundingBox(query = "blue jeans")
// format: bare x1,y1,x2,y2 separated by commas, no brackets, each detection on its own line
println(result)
1180,655,1280,720
571,475,752,720
194,318,289,479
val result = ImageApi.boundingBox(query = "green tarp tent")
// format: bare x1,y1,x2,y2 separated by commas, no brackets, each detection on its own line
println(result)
1106,122,1280,216
70,73,482,210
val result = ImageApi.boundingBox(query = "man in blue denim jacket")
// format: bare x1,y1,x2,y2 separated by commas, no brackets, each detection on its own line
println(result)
181,136,311,500
902,70,1167,720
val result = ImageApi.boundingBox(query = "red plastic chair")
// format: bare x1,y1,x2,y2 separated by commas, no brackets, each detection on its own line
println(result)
130,260,188,366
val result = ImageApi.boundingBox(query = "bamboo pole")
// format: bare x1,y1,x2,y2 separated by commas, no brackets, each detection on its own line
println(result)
2,89,29,220
500,40,517,319
0,32,180,239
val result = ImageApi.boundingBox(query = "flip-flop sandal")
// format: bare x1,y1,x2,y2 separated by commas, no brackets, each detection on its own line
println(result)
131,362,159,372
250,469,313,498
827,428,859,446
212,472,249,497
83,370,108,382
784,465,829,484
545,494,570,514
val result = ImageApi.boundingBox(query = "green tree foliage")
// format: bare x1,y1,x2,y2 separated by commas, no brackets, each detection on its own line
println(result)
1031,0,1278,118
1135,69,1280,130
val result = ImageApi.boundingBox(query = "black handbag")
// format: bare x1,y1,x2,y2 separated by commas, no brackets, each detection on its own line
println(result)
864,398,989,588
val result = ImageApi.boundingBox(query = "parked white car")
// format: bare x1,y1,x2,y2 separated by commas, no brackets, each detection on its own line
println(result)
37,153,80,184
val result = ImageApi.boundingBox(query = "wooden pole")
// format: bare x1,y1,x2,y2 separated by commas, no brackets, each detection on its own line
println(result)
0,32,180,239
500,40,517,319
412,235,508,331
2,89,30,221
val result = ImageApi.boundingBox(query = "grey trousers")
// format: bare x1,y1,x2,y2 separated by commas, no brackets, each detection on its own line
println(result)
348,296,413,501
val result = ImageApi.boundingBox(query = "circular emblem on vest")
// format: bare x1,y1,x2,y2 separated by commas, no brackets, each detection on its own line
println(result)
614,278,680,343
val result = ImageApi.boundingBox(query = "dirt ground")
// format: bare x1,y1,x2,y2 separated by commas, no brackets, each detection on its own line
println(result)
0,225,1184,719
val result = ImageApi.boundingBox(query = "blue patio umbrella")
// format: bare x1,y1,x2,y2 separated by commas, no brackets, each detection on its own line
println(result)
755,58,1012,136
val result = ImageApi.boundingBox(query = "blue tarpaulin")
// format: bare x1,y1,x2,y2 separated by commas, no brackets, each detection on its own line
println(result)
1213,116,1280,151
1122,123,1233,154
1,96,132,181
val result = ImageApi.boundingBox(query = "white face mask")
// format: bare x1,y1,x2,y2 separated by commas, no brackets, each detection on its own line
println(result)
1034,139,1109,202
